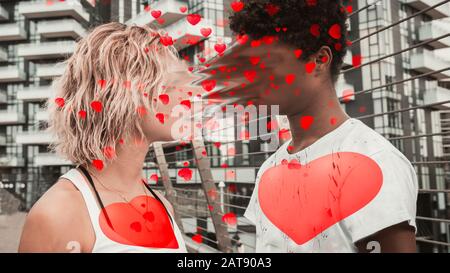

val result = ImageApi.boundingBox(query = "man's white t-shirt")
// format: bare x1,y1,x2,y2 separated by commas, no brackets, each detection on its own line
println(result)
244,118,418,253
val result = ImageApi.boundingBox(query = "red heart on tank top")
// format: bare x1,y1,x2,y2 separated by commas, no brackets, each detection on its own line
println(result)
258,152,383,245
99,195,179,249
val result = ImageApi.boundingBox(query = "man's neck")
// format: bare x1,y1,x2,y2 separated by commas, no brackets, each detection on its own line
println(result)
87,136,151,193
287,92,349,154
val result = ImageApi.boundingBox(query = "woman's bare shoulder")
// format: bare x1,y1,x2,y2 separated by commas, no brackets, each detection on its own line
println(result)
18,179,92,252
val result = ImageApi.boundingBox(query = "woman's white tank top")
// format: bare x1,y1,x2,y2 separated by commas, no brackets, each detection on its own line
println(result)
60,168,187,253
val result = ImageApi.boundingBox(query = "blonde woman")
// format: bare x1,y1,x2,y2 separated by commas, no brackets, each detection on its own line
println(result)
19,23,189,253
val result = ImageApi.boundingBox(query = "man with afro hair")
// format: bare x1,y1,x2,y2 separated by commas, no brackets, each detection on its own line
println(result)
214,0,418,253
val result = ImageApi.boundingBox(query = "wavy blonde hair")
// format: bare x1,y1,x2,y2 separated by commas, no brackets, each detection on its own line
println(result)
47,22,178,166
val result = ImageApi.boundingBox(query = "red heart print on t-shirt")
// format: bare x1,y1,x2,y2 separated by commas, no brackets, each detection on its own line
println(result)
99,195,179,249
258,152,383,245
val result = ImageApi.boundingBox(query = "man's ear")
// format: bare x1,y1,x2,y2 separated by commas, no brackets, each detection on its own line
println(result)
314,46,333,73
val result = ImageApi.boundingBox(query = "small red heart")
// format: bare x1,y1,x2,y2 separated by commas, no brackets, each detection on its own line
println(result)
300,116,314,130
179,6,187,13
201,79,216,92
294,49,303,59
200,27,212,37
214,43,227,54
90,101,102,113
55,97,65,108
180,100,191,109
92,159,104,171
151,10,161,19
310,24,320,38
258,153,382,245
249,56,261,65
155,113,165,124
178,168,193,181
352,55,362,67
156,17,165,25
97,79,106,89
236,34,249,45
222,212,237,226
305,62,316,74
328,24,342,40
265,3,280,16
186,14,201,25
99,196,179,248
149,174,158,182
160,35,173,46
285,74,296,85
158,94,170,105
78,110,87,119
231,1,244,12
192,234,203,244
244,70,257,83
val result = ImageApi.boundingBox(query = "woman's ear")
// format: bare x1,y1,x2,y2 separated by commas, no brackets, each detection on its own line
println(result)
314,46,333,73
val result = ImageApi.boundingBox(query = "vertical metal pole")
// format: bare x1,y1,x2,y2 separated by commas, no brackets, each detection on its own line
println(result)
191,139,232,253
153,142,184,233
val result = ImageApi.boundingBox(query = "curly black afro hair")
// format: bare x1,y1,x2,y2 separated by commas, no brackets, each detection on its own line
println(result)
229,0,349,82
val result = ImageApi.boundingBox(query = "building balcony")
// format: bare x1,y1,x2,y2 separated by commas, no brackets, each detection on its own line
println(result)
35,63,66,79
17,85,53,102
165,19,210,51
0,156,25,168
424,86,450,109
0,66,27,83
17,41,75,60
410,50,450,80
401,0,450,19
34,153,72,166
0,90,6,104
0,47,8,62
0,5,8,21
18,0,90,24
36,109,49,122
0,110,26,125
128,0,186,27
16,131,54,145
0,23,27,42
418,20,450,49
37,18,87,39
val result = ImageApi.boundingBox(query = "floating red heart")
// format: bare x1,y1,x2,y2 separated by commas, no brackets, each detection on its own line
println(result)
200,27,212,37
201,79,216,92
151,10,161,19
99,195,179,248
178,168,193,181
158,94,170,105
328,24,342,40
300,116,314,130
186,14,201,25
231,1,244,12
258,153,382,245
285,74,296,85
55,97,65,108
90,101,103,113
92,159,104,171
214,43,227,54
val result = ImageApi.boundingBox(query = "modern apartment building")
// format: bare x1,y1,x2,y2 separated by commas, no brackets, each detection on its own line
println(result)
0,0,101,209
